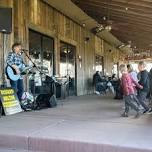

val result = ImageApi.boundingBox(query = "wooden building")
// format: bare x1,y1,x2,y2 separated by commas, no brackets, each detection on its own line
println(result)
0,0,122,96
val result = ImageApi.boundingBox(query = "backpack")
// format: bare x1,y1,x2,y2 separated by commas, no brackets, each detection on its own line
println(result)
21,92,34,111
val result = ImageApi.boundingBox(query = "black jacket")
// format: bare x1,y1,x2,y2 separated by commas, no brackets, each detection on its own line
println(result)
93,72,102,85
138,70,150,93
149,69,152,94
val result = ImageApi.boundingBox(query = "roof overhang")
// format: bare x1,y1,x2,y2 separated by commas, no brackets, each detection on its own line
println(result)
43,0,131,53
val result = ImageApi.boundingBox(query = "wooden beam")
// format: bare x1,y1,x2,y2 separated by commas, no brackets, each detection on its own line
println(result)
79,0,152,14
79,2,152,19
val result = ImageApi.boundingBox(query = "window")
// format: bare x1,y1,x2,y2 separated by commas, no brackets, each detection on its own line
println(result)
29,30,54,76
112,63,118,76
95,55,104,74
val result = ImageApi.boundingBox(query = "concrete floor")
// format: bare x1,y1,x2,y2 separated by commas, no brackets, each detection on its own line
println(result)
0,94,152,152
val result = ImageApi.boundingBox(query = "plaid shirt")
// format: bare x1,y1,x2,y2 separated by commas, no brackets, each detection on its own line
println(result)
6,51,25,69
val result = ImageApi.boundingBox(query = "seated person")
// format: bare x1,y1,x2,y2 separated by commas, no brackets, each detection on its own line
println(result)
110,74,123,99
112,74,117,80
114,79,123,99
93,71,107,94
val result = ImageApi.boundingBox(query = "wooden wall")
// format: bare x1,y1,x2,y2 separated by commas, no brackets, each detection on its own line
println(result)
95,36,103,56
0,0,14,85
28,0,96,95
0,0,121,95
104,42,120,75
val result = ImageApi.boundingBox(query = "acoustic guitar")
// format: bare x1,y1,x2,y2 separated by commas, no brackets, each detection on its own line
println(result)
6,65,32,81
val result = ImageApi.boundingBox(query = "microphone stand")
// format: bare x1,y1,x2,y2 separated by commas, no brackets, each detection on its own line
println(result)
22,50,43,110
22,50,57,109
22,50,40,72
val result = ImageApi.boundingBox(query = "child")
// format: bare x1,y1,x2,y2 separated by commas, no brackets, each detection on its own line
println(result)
119,64,143,118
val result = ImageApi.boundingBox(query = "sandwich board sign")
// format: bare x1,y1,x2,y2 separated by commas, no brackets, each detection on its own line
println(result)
0,88,22,115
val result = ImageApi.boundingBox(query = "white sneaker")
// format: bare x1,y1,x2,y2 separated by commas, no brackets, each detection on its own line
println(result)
138,105,144,110
147,108,152,114
95,91,100,95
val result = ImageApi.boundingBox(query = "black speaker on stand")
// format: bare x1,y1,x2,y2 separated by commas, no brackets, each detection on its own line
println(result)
36,94,57,109
36,76,57,109
30,76,57,110
0,8,12,33
0,8,12,88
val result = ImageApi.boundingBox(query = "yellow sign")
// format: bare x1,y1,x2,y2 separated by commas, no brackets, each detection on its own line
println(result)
0,88,22,115
3,95,16,101
0,89,14,95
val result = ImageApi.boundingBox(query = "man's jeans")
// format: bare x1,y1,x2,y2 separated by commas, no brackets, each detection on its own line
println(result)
137,91,149,111
10,79,24,101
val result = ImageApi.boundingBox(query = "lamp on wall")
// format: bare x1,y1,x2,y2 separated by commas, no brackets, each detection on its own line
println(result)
84,37,90,43
78,55,82,68
78,55,82,62
118,43,125,49
105,25,112,32
82,23,86,27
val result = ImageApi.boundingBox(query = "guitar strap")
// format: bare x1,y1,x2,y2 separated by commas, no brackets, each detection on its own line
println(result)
5,64,10,80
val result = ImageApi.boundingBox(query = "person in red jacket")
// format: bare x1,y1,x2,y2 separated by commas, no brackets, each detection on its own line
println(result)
119,64,143,118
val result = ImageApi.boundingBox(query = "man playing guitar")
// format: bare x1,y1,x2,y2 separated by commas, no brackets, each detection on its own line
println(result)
6,42,25,101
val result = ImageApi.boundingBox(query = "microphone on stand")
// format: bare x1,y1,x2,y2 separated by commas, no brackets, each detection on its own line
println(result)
21,49,28,52
21,49,29,55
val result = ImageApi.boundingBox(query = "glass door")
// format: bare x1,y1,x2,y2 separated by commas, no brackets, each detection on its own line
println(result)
29,30,54,76
60,42,76,96
29,30,54,93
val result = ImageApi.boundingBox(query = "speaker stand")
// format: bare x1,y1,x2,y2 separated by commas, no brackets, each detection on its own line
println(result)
1,31,7,88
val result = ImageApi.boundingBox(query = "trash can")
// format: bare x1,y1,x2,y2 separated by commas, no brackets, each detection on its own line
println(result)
55,77,69,99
